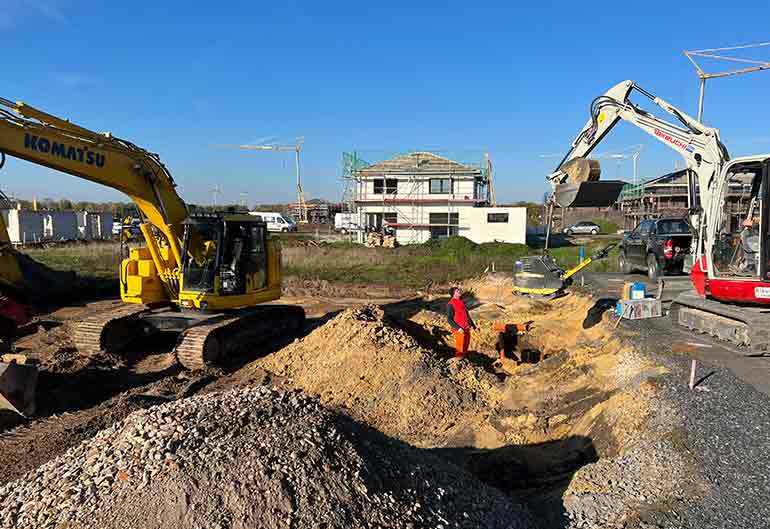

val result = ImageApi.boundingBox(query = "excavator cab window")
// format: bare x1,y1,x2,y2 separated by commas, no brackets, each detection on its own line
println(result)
711,163,764,278
219,221,267,295
182,221,221,292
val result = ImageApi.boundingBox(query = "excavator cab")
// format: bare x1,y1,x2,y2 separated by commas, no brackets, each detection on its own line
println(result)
180,213,272,305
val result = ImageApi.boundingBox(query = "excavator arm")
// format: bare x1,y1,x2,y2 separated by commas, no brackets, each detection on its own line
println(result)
0,98,189,297
549,80,730,257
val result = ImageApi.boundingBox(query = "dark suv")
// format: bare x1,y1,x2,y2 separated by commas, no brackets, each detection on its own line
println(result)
618,218,692,279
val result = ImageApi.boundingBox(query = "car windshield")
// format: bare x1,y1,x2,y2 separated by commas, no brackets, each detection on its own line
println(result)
657,220,690,234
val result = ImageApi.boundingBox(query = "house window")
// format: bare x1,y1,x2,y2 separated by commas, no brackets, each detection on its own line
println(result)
429,178,451,194
487,213,509,223
383,213,398,225
373,179,397,194
429,212,459,239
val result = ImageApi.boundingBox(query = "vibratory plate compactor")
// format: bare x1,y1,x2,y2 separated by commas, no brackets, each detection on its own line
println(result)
512,244,616,298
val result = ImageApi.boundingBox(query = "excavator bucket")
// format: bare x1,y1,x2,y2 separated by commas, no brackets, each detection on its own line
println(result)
551,157,625,208
553,180,626,208
0,361,37,416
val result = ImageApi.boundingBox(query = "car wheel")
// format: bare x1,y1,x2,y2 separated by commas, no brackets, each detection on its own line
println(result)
647,254,660,280
565,229,573,235
340,228,347,235
591,229,599,235
619,252,631,274
281,227,288,233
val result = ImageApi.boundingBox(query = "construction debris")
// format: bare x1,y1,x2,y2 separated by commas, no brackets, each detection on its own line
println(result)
364,231,398,248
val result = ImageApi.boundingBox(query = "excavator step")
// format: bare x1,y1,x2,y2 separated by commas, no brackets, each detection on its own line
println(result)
175,305,305,370
670,290,770,355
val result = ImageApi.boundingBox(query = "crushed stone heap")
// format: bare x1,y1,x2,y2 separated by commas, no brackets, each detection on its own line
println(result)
0,386,537,529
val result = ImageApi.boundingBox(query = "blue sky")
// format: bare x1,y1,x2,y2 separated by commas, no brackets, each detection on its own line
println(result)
3,0,770,205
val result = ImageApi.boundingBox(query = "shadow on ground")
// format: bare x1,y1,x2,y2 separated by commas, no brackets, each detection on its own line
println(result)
431,436,598,528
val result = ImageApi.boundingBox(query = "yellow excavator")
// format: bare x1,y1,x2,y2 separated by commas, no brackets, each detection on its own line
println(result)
0,97,304,415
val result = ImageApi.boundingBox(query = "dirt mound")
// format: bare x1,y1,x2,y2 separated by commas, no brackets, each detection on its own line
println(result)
246,305,501,446
252,294,655,457
0,387,537,529
241,276,682,528
282,277,417,300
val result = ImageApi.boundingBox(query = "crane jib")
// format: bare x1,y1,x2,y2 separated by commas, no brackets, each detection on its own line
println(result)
23,133,105,168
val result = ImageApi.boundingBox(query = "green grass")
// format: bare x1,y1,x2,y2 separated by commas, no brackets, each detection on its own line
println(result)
592,219,620,235
283,236,620,286
23,243,122,279
19,236,621,289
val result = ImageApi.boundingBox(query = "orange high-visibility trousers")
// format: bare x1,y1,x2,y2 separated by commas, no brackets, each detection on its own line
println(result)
452,329,471,357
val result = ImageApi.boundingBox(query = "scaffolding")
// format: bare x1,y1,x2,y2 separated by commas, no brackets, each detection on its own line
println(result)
341,150,490,244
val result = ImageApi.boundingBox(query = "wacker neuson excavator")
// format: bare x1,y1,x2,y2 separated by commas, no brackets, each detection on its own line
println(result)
0,98,304,415
517,80,770,354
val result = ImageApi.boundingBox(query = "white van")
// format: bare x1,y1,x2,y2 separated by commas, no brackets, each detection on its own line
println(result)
248,211,298,233
334,212,362,234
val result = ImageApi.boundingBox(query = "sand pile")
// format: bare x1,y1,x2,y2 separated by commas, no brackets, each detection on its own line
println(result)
248,305,502,447
0,386,538,529
250,284,662,461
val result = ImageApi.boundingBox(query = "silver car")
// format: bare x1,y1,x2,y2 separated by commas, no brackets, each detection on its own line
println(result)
563,221,600,235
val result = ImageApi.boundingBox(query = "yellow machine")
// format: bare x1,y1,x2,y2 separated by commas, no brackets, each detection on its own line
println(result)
0,97,304,378
512,244,616,297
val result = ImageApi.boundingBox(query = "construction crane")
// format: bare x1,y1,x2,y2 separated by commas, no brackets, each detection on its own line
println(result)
211,139,308,223
0,97,305,416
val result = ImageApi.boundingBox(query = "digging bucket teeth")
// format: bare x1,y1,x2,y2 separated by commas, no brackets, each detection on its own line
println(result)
0,361,37,417
554,181,626,208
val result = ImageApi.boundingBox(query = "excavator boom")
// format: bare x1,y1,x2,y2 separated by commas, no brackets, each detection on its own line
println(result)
0,97,303,416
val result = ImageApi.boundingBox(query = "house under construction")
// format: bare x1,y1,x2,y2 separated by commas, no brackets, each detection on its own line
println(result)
342,151,526,244
617,168,756,231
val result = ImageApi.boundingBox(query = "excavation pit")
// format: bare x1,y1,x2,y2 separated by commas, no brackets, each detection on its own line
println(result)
230,275,670,523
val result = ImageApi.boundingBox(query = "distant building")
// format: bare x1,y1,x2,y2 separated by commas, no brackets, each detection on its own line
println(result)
343,151,526,244
286,199,346,224
617,168,754,231
0,207,113,244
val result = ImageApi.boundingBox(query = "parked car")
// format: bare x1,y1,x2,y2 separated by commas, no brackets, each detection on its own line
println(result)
563,221,601,235
618,218,692,280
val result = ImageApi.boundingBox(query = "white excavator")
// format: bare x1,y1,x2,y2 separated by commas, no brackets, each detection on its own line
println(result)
517,80,770,353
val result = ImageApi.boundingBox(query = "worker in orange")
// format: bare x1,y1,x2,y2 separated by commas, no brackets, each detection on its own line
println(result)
447,287,476,358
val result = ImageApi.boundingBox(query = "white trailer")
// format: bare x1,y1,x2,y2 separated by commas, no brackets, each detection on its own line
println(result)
2,209,44,244
43,211,79,240
78,211,114,239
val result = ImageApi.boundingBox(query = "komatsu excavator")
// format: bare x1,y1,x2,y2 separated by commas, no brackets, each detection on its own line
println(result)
0,97,305,415
540,80,770,353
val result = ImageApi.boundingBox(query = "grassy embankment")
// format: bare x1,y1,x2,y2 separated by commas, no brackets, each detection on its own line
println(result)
24,243,122,279
282,236,620,287
22,236,620,288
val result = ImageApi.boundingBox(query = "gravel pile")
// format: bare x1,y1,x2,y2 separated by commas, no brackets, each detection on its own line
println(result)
0,386,538,529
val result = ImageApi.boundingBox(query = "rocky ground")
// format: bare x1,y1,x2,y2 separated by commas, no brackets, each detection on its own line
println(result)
0,386,537,529
3,273,759,528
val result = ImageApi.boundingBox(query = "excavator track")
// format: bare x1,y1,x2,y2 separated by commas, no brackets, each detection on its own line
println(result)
72,304,152,356
175,305,305,370
670,290,770,355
